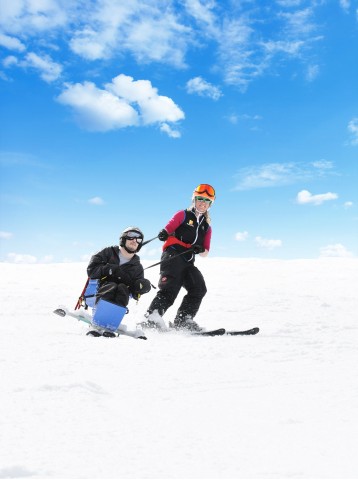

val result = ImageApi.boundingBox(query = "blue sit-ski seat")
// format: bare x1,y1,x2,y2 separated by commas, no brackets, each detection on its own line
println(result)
92,299,128,331
83,279,128,331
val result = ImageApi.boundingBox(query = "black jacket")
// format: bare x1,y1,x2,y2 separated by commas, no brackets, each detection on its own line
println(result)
174,209,210,246
164,208,210,262
87,246,145,290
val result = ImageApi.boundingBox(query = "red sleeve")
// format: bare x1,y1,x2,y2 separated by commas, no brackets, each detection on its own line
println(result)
164,211,212,252
203,226,212,252
164,210,186,234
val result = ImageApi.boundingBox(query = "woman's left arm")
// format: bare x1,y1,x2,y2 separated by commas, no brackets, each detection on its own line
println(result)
199,226,212,257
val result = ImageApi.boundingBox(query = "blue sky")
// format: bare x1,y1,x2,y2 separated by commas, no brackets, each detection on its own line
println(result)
1,0,357,263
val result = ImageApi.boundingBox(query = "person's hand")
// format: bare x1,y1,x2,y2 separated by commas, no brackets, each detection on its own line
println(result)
158,229,169,241
132,278,151,300
192,244,205,254
108,265,131,285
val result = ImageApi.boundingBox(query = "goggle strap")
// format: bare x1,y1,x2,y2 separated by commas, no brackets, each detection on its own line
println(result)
194,189,215,198
194,184,215,198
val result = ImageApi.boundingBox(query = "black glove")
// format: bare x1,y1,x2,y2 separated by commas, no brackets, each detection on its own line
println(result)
132,278,151,300
158,229,169,241
108,265,131,285
192,244,205,254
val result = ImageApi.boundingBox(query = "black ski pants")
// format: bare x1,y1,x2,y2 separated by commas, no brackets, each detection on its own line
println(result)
96,282,130,307
147,249,207,320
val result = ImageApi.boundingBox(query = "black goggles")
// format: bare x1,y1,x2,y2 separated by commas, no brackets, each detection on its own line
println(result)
125,232,143,243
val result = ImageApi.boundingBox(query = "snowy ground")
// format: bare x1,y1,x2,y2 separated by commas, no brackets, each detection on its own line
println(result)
1,257,358,479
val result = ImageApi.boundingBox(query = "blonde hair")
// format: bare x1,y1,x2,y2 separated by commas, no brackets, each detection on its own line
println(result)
188,206,211,224
204,211,211,224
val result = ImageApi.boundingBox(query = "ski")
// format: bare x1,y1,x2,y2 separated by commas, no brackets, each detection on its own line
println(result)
191,327,259,336
138,320,259,337
226,327,259,336
191,328,226,337
140,322,226,337
54,307,92,324
53,306,147,340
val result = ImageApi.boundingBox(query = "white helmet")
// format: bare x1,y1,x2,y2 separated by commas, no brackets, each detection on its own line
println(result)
119,227,144,253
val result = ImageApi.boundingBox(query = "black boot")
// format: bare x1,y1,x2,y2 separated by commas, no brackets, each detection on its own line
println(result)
86,330,102,337
173,314,202,331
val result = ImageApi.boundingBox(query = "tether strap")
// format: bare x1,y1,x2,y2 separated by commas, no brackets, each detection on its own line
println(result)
144,248,194,270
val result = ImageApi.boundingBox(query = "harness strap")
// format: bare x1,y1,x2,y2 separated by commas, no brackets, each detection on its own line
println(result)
162,236,192,251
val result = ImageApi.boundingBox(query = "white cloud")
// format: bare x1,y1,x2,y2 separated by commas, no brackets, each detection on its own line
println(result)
160,123,181,138
186,77,222,100
306,64,319,82
88,196,105,206
344,201,353,208
339,0,351,13
227,113,263,127
255,236,282,250
234,162,304,190
235,163,296,190
57,81,139,131
0,0,68,35
347,118,358,145
22,52,62,82
69,27,108,61
311,159,334,170
281,8,317,34
69,2,190,67
235,231,249,241
0,33,26,51
234,161,336,191
139,90,183,124
184,0,217,29
0,2,348,91
227,114,238,124
215,4,323,90
275,1,304,6
216,17,259,90
296,190,338,206
7,253,37,263
263,39,305,56
57,74,184,136
107,74,184,124
3,55,19,68
0,231,13,239
123,13,190,67
319,243,354,258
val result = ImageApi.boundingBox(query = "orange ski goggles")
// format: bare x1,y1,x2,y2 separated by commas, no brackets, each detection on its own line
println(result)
194,184,216,199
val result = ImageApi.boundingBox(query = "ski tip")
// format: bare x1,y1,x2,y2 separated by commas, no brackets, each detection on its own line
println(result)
53,308,66,317
226,327,260,336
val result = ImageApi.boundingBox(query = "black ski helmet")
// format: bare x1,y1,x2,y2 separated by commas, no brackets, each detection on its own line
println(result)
119,226,144,253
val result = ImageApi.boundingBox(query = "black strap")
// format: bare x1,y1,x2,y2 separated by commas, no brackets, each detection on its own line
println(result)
144,248,194,270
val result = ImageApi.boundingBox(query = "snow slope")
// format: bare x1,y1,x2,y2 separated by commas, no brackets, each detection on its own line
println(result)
1,257,357,479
